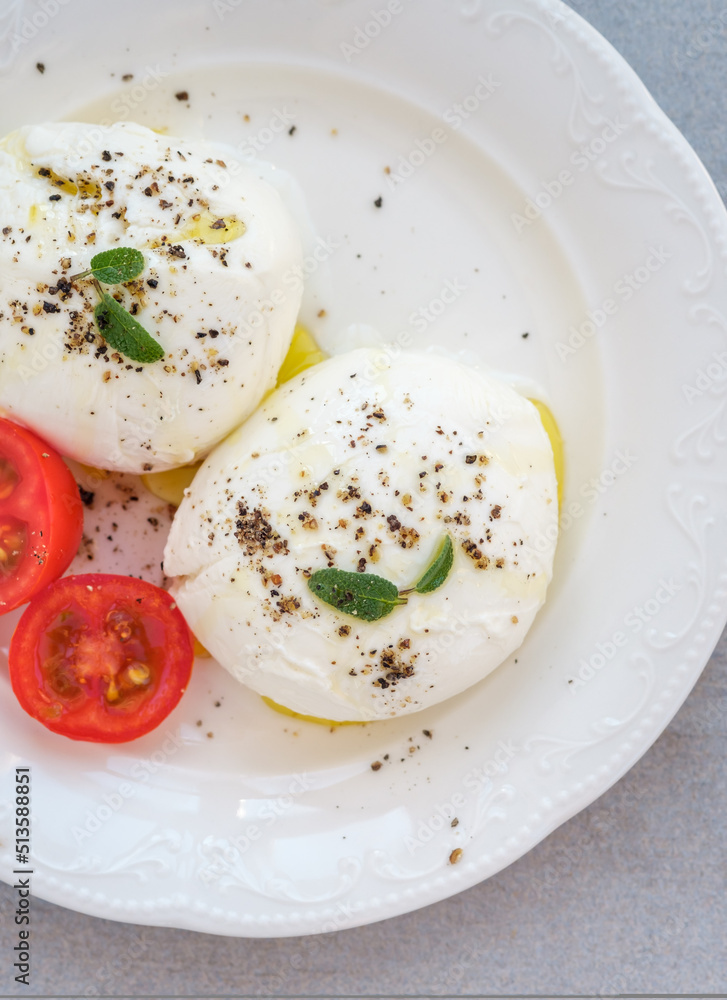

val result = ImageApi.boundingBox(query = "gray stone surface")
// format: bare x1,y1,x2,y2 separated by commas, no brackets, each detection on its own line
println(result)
2,1,727,997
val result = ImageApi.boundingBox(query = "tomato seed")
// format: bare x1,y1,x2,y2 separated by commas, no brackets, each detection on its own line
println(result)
124,662,150,686
105,678,120,702
106,609,134,642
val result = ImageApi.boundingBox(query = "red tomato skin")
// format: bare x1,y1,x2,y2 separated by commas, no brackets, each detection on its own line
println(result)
0,417,84,614
8,574,194,743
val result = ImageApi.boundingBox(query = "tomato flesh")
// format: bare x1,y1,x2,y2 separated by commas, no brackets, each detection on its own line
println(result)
9,574,194,742
0,517,28,578
0,417,84,613
0,457,20,500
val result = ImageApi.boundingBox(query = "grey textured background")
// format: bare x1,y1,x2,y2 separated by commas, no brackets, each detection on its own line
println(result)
1,0,727,997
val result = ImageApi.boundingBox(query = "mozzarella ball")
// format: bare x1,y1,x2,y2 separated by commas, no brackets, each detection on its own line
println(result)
0,121,303,472
164,349,559,722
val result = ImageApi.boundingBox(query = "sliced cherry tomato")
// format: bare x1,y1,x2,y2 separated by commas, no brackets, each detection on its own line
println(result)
0,417,84,614
9,574,194,742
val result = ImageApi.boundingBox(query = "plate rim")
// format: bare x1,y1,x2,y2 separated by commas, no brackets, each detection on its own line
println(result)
1,0,727,937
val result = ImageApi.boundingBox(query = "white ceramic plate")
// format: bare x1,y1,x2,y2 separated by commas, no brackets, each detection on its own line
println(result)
1,0,727,937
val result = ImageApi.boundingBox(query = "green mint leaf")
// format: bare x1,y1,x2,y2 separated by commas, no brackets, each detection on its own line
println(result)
89,247,145,284
308,568,407,622
414,535,454,594
94,293,164,364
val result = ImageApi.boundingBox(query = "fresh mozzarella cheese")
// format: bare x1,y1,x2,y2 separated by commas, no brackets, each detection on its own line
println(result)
164,348,559,722
0,122,303,473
